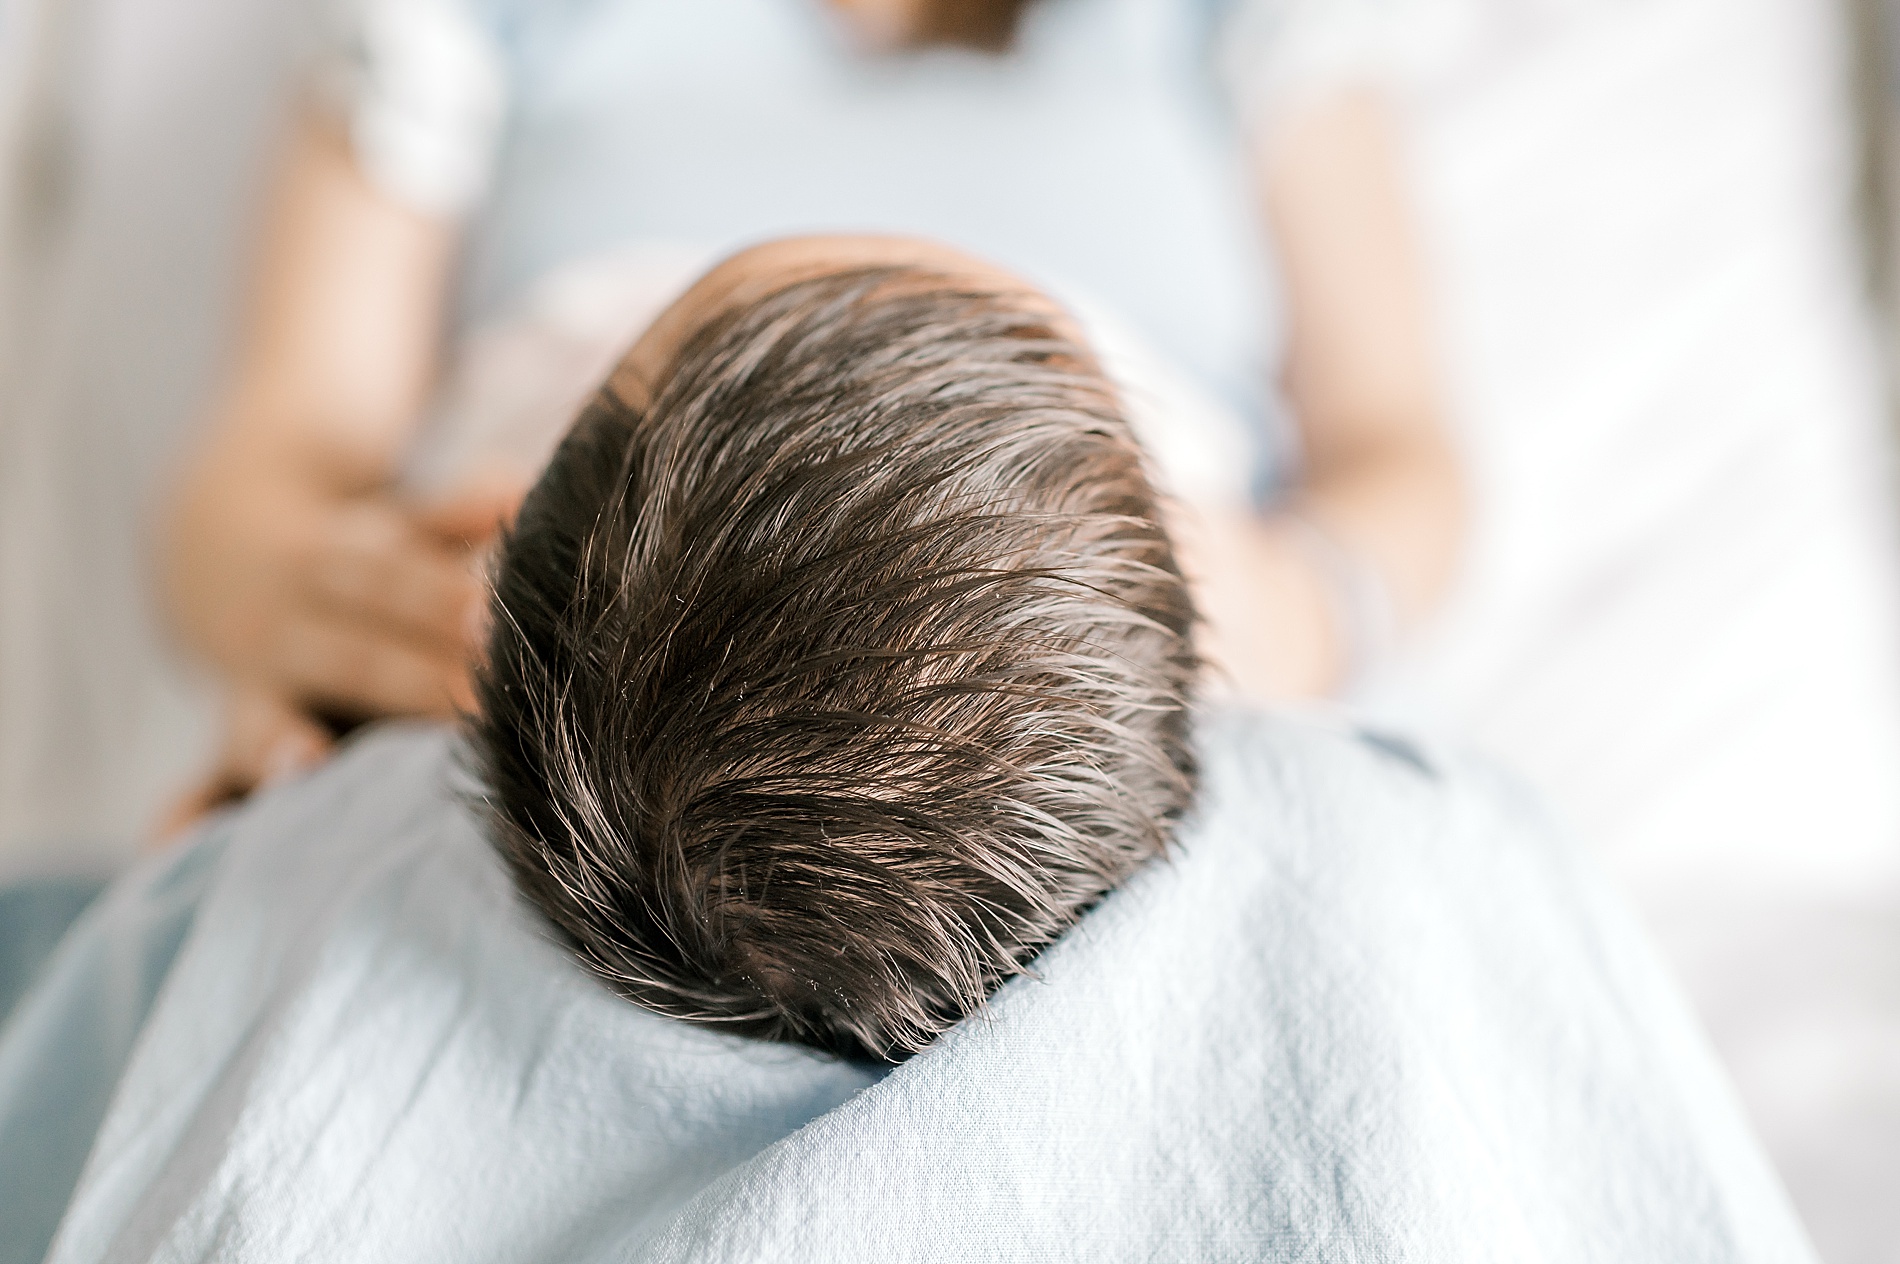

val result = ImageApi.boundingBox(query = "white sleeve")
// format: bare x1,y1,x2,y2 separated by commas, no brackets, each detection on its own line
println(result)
1217,0,1488,126
309,0,508,217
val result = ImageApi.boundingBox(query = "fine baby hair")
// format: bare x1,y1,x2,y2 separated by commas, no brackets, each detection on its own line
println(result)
471,264,1197,1061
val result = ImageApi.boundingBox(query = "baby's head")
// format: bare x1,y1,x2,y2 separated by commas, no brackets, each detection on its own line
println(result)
471,237,1196,1061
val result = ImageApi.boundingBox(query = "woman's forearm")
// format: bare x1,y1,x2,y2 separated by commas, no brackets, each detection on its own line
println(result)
1287,420,1464,633
1201,87,1464,698
198,112,457,488
158,109,483,719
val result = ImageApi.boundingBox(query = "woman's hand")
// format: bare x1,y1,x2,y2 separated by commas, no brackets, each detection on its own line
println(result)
154,463,522,844
163,450,516,723
157,109,478,716
150,106,488,825
152,110,530,838
159,109,477,707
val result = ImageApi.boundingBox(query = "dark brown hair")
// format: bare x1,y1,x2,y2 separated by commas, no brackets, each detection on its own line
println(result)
471,266,1196,1061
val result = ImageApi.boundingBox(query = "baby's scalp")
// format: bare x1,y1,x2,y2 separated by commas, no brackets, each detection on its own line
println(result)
472,247,1198,1061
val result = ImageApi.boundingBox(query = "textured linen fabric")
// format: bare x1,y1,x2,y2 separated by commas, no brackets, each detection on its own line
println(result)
1,715,1816,1263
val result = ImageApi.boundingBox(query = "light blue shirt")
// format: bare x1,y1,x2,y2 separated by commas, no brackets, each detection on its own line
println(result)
445,0,1281,430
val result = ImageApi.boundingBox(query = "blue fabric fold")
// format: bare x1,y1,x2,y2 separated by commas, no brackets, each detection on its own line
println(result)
0,833,225,1264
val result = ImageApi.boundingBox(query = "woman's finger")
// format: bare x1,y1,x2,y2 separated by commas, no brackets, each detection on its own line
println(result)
414,474,529,547
302,502,486,654
271,610,476,719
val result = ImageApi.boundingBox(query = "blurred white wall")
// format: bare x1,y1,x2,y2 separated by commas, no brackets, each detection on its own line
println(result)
0,0,304,875
1380,1,1900,1258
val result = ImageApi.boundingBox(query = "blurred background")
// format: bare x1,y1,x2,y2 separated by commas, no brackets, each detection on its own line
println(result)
4,0,1900,1258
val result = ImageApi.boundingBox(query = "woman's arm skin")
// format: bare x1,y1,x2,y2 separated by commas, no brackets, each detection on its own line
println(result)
1185,89,1465,698
161,113,508,729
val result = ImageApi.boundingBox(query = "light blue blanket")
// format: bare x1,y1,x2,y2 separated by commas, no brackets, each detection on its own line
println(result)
0,713,1815,1262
